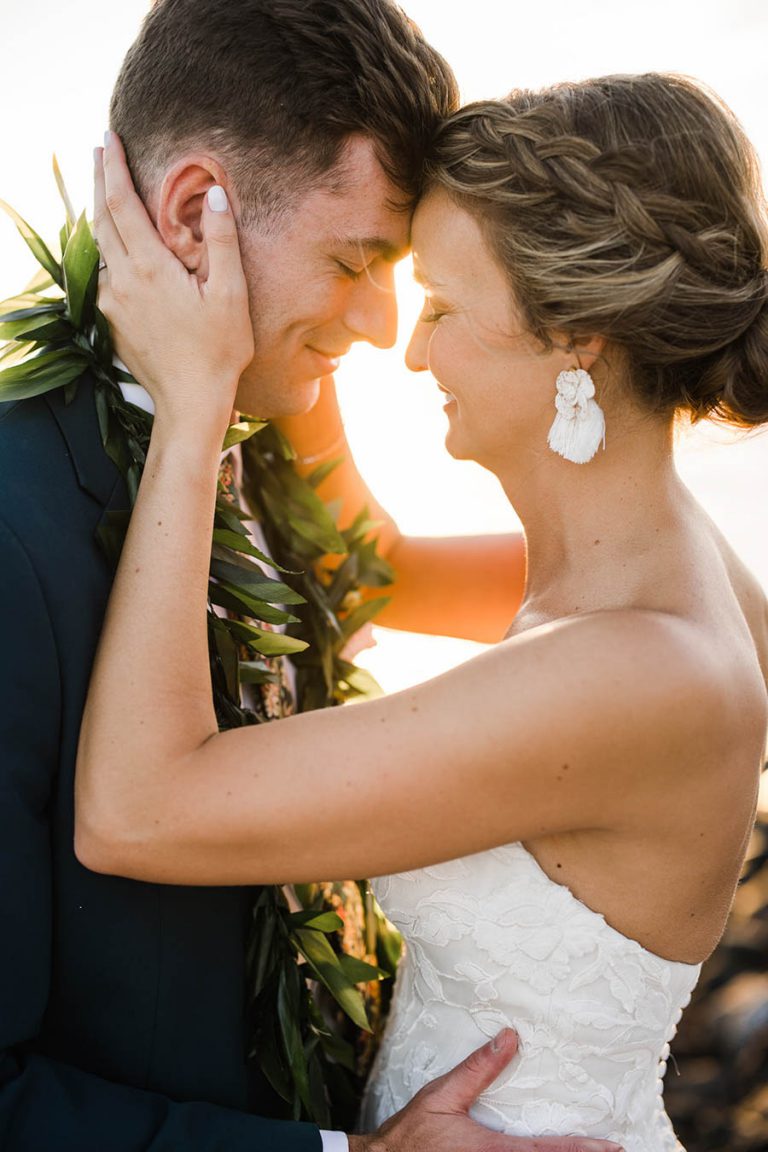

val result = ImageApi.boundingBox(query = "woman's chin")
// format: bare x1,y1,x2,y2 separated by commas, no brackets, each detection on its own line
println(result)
443,420,473,462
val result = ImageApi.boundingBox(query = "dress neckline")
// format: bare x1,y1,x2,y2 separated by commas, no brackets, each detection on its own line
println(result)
515,841,703,972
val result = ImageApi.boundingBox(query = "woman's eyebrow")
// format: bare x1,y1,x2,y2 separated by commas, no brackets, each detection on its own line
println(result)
412,261,447,291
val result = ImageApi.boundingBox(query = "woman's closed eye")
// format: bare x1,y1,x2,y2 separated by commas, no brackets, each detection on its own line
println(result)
421,298,453,324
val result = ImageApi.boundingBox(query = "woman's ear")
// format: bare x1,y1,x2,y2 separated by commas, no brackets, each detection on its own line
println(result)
155,155,230,280
571,335,607,373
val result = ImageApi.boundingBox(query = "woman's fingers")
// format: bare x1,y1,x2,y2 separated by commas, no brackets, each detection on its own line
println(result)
201,186,253,371
201,186,246,293
101,131,168,261
93,146,127,272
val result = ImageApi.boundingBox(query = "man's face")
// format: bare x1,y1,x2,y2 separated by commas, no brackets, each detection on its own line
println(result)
233,137,411,418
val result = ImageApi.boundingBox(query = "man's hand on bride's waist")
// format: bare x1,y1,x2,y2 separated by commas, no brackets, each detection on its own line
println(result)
349,1029,625,1152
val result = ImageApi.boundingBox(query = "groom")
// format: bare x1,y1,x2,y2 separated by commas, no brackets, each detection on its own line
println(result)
0,2,615,1151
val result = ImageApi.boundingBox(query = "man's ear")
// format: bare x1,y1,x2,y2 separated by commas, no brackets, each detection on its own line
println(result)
155,155,231,280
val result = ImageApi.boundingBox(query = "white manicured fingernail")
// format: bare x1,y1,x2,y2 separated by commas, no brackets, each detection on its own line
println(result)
208,185,228,213
103,130,113,148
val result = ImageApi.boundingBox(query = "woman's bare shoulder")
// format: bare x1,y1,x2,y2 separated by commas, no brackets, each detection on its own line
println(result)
494,605,755,761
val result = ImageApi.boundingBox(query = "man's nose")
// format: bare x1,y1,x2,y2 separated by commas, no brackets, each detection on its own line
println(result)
346,267,398,350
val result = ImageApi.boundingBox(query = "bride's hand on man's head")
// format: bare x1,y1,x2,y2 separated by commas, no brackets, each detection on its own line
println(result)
94,131,253,439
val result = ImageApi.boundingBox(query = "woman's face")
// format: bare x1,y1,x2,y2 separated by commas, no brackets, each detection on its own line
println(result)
406,188,574,470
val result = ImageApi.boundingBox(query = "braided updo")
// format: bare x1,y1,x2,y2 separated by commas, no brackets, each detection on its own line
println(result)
426,73,768,427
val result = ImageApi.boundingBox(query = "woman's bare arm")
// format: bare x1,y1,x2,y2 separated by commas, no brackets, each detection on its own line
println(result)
76,135,732,888
77,423,725,886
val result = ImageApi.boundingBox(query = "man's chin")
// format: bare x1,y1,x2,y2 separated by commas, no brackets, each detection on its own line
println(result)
235,375,322,420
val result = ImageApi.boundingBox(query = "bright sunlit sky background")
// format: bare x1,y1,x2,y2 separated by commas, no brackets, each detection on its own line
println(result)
2,2,767,758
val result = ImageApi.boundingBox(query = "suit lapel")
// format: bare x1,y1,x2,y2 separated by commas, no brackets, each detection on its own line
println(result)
46,375,124,508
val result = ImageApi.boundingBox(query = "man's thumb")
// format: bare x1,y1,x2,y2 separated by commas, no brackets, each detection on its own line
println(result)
433,1029,519,1113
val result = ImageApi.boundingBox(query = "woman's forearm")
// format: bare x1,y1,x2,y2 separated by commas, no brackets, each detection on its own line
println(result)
76,417,223,858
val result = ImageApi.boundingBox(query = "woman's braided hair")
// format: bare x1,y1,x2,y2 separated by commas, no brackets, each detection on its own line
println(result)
426,73,768,427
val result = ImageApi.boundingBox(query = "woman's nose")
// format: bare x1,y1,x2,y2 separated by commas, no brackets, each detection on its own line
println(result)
405,317,429,372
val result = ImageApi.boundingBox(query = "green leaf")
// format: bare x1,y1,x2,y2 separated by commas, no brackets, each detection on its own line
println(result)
338,954,383,984
59,222,71,260
375,917,404,975
0,302,66,324
210,542,274,574
277,964,313,1117
341,664,384,699
210,619,241,699
288,910,344,933
214,505,250,537
62,212,98,328
238,661,280,686
0,340,35,368
306,457,342,489
223,618,310,657
52,155,76,228
0,312,70,343
307,1047,332,1128
343,515,385,545
255,1008,294,1104
339,596,390,642
317,1028,357,1073
268,423,298,460
0,350,87,401
208,582,300,626
212,527,294,572
285,512,346,555
293,929,372,1032
215,495,252,523
0,198,63,286
210,557,306,605
222,417,268,450
92,305,115,370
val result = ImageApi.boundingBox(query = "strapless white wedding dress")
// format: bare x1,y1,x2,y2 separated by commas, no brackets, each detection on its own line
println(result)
361,843,701,1152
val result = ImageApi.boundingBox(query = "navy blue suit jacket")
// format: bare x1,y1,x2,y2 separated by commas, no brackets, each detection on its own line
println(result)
0,380,320,1150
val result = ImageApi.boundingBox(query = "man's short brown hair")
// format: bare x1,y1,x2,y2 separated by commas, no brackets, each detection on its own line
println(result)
110,0,459,225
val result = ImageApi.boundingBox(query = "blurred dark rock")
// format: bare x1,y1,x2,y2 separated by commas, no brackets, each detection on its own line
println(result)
667,814,768,1152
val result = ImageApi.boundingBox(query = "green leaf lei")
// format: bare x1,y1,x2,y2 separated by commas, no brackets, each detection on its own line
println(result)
0,167,401,1128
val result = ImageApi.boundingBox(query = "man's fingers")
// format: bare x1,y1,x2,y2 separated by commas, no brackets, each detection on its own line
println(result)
429,1029,519,1113
101,130,168,260
201,185,247,296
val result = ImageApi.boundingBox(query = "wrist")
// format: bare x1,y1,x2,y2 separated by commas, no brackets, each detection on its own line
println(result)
148,415,224,477
150,404,229,458
347,1136,385,1152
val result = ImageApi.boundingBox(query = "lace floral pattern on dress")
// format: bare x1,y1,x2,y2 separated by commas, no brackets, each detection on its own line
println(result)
362,843,701,1152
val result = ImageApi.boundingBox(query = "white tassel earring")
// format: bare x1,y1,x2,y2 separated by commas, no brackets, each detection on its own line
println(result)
547,367,606,464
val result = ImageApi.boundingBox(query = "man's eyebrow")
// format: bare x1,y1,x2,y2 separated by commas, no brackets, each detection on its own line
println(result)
333,235,408,262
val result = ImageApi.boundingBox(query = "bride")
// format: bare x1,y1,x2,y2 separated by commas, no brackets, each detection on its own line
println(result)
76,73,768,1151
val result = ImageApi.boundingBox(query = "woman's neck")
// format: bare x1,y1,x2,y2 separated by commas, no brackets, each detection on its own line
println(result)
495,416,686,615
